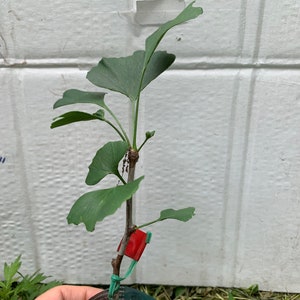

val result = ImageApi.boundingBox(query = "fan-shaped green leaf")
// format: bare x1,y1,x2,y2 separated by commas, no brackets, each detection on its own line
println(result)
86,2,202,102
87,50,174,101
86,140,128,185
159,207,195,222
67,176,144,231
138,207,195,228
51,111,104,128
141,51,175,91
144,1,203,68
53,89,106,109
87,51,144,100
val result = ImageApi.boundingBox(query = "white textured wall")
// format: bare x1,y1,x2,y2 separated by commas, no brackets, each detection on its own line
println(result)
1,0,300,292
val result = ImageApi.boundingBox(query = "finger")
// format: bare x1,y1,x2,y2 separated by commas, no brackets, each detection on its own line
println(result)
35,285,102,300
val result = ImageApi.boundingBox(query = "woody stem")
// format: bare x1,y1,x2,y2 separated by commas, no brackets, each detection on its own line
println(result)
111,148,139,276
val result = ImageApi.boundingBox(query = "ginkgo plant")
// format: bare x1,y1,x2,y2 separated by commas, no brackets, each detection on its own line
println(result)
51,0,203,288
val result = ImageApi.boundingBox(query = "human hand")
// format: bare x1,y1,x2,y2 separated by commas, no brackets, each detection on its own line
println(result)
35,285,102,300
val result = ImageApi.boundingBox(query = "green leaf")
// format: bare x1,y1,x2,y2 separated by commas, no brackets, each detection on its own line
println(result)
138,130,156,151
85,1,202,108
141,51,175,91
86,140,128,185
174,286,186,298
53,89,106,109
138,207,195,228
144,1,203,68
93,109,105,120
3,255,21,284
29,280,61,300
67,176,144,231
87,50,175,101
86,2,202,102
0,256,61,300
31,280,61,300
159,207,195,222
51,111,103,128
246,284,259,296
145,130,155,139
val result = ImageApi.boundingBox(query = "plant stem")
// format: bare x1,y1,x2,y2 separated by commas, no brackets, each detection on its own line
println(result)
132,100,139,150
105,104,131,146
111,148,139,276
137,219,158,229
126,149,139,228
133,60,148,150
104,119,127,142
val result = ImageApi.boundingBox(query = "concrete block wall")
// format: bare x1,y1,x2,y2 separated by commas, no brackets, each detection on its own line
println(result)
1,0,300,292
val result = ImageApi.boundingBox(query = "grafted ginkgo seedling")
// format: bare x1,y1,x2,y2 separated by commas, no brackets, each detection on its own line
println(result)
51,1,203,292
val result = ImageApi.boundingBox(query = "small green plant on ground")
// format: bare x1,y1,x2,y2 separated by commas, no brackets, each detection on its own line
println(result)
51,2,203,297
133,284,300,300
0,256,60,300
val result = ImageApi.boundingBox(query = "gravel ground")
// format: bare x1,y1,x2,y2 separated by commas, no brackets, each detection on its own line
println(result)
131,285,300,300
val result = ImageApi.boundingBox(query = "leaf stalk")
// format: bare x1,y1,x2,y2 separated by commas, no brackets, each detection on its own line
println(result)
104,105,131,146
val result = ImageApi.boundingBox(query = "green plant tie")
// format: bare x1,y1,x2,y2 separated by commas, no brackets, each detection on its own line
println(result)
108,260,137,299
108,231,152,299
